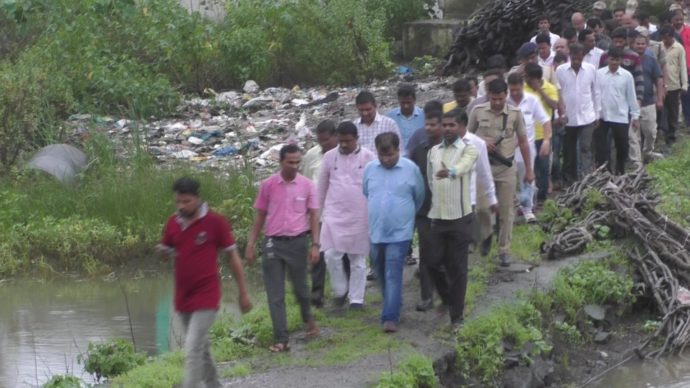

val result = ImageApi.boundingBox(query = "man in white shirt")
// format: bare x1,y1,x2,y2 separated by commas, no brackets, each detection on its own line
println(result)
595,47,640,175
354,91,401,153
580,29,605,68
556,43,601,184
507,73,551,223
536,33,555,67
530,14,560,46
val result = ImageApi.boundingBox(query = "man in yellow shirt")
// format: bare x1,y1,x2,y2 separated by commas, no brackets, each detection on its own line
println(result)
443,79,474,114
524,63,557,205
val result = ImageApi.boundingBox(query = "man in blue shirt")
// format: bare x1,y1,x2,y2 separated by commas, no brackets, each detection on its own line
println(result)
386,84,425,156
363,132,425,333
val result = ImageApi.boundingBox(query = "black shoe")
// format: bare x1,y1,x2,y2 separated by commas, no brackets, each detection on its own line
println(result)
451,318,465,333
416,298,434,312
349,303,364,310
366,269,378,281
333,295,347,308
499,253,511,267
311,298,324,308
406,255,418,265
480,236,492,257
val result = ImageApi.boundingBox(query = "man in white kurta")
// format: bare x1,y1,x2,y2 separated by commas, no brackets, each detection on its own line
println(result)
317,121,376,308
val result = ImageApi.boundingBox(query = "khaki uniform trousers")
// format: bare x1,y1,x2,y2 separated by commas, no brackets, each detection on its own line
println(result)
476,164,516,255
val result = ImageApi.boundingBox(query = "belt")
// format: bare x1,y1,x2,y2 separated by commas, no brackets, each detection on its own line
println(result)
266,231,309,241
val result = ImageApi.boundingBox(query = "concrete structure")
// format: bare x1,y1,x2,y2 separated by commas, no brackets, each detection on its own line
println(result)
402,19,463,59
443,0,487,19
402,0,487,60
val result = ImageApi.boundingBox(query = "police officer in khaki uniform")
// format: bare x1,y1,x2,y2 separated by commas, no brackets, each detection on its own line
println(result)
467,78,534,267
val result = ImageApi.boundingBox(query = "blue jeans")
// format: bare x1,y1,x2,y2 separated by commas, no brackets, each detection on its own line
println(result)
534,139,550,201
370,240,410,324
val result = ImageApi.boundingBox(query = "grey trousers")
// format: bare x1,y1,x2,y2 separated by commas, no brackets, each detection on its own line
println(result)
262,235,312,344
180,309,221,388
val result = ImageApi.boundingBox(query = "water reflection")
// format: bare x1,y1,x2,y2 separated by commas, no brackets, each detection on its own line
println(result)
589,353,690,388
0,272,247,387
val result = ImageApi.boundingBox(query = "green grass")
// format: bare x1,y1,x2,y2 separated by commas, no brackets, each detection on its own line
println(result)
465,255,495,316
220,362,252,378
511,224,546,264
110,351,184,388
647,138,690,227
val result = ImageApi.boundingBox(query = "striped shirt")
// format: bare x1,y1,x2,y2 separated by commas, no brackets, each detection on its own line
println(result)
355,113,401,153
426,137,478,220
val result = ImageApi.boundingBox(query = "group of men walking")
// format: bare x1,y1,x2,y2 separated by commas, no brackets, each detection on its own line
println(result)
154,1,690,386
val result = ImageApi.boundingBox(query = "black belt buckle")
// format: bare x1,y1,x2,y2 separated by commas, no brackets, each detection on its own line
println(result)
269,231,309,241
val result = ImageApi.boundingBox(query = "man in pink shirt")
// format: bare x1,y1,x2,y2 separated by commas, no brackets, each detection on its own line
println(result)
317,121,375,309
246,144,321,352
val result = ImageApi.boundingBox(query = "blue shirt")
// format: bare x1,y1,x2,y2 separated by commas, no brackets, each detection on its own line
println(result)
596,66,640,124
386,106,425,153
640,52,662,107
363,157,425,244
405,127,428,157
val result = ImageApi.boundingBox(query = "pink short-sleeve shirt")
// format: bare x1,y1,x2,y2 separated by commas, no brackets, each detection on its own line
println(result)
253,174,319,237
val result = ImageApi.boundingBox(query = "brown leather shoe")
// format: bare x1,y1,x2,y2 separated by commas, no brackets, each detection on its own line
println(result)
383,321,398,333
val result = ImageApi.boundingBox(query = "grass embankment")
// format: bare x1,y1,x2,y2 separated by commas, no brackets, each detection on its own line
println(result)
0,133,256,277
646,139,690,226
453,140,690,386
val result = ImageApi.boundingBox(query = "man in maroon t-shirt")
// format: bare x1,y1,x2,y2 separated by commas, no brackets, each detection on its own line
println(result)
156,177,252,388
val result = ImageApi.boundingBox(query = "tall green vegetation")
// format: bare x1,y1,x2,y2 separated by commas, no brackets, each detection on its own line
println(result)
0,133,256,276
0,0,431,170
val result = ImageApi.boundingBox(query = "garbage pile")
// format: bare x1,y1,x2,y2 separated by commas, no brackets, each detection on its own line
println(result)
67,76,453,177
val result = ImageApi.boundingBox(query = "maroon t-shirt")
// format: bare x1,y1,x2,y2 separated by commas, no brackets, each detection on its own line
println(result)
161,209,236,312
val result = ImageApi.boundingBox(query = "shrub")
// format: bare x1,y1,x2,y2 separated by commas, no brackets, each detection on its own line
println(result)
110,351,184,388
551,260,634,320
79,339,147,381
223,0,393,86
0,50,74,170
455,301,550,385
42,375,86,388
364,0,433,40
377,353,438,388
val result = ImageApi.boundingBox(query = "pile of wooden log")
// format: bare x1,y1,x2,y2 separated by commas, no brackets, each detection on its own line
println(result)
542,166,690,358
443,0,596,74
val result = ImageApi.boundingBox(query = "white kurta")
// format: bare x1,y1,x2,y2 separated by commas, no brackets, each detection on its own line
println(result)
317,146,375,255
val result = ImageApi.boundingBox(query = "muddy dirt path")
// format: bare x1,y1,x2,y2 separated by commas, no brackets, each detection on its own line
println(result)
221,249,610,387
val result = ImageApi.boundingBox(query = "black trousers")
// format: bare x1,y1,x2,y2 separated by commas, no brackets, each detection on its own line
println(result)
562,123,595,184
428,214,474,323
664,89,681,143
595,121,629,175
310,252,326,304
415,216,434,301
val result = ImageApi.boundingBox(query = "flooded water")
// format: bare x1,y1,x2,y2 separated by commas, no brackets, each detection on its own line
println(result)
589,354,690,388
0,271,250,387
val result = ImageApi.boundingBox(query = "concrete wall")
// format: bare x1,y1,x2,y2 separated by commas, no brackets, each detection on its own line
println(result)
443,0,489,19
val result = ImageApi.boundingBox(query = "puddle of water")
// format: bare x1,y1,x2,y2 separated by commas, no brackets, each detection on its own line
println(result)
588,354,690,388
0,273,250,386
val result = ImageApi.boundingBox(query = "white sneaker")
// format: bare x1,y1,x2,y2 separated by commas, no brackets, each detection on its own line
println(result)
524,211,537,223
